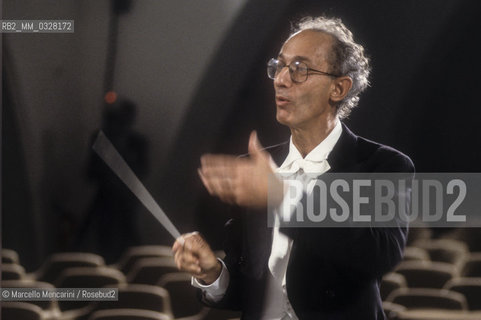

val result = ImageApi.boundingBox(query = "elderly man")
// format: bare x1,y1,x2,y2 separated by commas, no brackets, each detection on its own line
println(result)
172,16,414,320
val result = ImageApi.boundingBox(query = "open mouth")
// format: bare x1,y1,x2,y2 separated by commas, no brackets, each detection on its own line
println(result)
276,96,290,106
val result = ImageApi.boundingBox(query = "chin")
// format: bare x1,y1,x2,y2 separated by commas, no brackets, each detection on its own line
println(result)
276,113,289,126
276,109,293,126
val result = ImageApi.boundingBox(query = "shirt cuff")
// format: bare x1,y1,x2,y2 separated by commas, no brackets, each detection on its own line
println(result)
191,258,230,303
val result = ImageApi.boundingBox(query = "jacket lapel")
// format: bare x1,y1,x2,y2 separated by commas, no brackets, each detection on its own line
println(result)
326,123,359,173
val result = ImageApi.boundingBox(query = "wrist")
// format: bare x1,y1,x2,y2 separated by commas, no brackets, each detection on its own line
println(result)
198,259,222,285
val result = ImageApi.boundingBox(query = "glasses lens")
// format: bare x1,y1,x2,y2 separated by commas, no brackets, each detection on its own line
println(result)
267,58,278,80
290,61,308,83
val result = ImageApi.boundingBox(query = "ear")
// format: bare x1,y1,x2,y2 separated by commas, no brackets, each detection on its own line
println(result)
330,76,353,103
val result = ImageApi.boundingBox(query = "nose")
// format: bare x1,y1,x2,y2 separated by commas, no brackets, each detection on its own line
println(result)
274,66,292,88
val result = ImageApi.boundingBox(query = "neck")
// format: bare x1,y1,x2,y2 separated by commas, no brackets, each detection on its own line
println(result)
291,115,338,158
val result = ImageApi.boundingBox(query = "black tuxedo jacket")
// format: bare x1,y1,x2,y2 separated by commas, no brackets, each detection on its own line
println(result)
202,123,414,320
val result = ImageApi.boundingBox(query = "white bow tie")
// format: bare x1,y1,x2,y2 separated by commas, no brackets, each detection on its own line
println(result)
278,158,330,178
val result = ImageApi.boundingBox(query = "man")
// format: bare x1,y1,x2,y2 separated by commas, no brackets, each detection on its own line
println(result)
172,16,414,319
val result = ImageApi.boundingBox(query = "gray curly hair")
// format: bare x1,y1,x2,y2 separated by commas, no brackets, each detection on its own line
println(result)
289,16,371,118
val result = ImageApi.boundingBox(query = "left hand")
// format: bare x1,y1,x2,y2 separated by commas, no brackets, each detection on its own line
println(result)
172,232,221,285
198,131,284,208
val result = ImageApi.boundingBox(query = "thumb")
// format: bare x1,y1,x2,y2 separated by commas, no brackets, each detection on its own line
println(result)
248,130,265,160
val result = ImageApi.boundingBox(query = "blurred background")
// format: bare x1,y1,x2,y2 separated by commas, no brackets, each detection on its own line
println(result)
3,0,481,272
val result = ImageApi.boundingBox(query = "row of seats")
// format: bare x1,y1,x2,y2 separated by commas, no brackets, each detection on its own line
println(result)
3,228,481,320
1,274,240,320
405,238,479,268
2,302,171,320
1,247,238,320
2,246,183,285
382,229,481,319
8,241,480,286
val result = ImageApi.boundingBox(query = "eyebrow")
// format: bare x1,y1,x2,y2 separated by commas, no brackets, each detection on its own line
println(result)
278,54,312,64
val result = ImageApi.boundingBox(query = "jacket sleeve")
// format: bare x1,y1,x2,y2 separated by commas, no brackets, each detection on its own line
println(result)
198,217,244,311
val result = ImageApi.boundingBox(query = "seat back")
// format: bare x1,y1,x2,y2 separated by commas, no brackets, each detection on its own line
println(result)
88,309,172,320
94,284,173,317
2,249,20,264
34,252,105,284
1,280,59,312
406,226,432,246
127,257,177,284
1,302,44,320
2,263,26,280
412,239,468,266
116,246,173,274
381,273,407,301
395,260,456,288
382,301,406,320
461,253,481,277
55,266,126,311
157,272,207,319
387,288,468,310
403,247,430,261
397,310,481,320
444,277,481,310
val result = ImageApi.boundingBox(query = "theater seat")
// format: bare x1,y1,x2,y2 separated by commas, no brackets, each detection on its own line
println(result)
55,266,126,312
403,247,430,261
2,263,26,280
386,288,467,310
395,260,456,288
461,252,481,277
88,309,172,320
381,273,407,301
1,279,60,317
406,226,432,246
127,257,177,284
115,246,174,274
444,277,481,310
94,284,173,317
382,301,406,320
1,302,44,320
157,272,209,320
397,309,481,320
31,252,105,284
2,249,20,264
412,239,468,266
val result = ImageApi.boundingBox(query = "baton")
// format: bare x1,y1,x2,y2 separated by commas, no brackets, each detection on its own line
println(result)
92,131,184,245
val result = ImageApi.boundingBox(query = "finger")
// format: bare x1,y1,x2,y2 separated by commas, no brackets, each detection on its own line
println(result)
201,155,240,180
172,235,185,253
248,131,263,159
213,177,237,204
199,166,234,197
183,232,218,262
205,174,236,203
201,154,238,167
174,250,185,270
181,252,200,267
178,261,202,275
198,168,214,195
174,249,201,272
183,232,207,254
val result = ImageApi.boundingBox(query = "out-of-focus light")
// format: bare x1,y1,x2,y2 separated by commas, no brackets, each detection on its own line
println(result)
105,91,117,104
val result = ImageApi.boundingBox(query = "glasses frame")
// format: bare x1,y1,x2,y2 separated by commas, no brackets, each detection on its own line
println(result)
267,58,341,83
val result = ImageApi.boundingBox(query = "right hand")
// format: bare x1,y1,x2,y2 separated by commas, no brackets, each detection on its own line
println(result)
172,232,222,285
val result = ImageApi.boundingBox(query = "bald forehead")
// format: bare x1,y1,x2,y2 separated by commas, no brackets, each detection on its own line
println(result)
279,30,335,68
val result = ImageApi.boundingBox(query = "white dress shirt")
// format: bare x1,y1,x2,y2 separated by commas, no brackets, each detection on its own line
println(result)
193,120,343,319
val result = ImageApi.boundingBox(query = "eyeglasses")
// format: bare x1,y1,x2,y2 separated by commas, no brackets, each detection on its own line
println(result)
267,58,340,83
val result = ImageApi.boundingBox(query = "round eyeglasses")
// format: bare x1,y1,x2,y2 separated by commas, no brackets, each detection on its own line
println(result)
267,58,340,83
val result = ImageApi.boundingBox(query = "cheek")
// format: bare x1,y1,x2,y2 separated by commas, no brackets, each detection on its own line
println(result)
295,91,316,114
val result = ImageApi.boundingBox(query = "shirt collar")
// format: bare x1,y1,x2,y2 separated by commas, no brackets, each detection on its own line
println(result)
279,119,343,170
